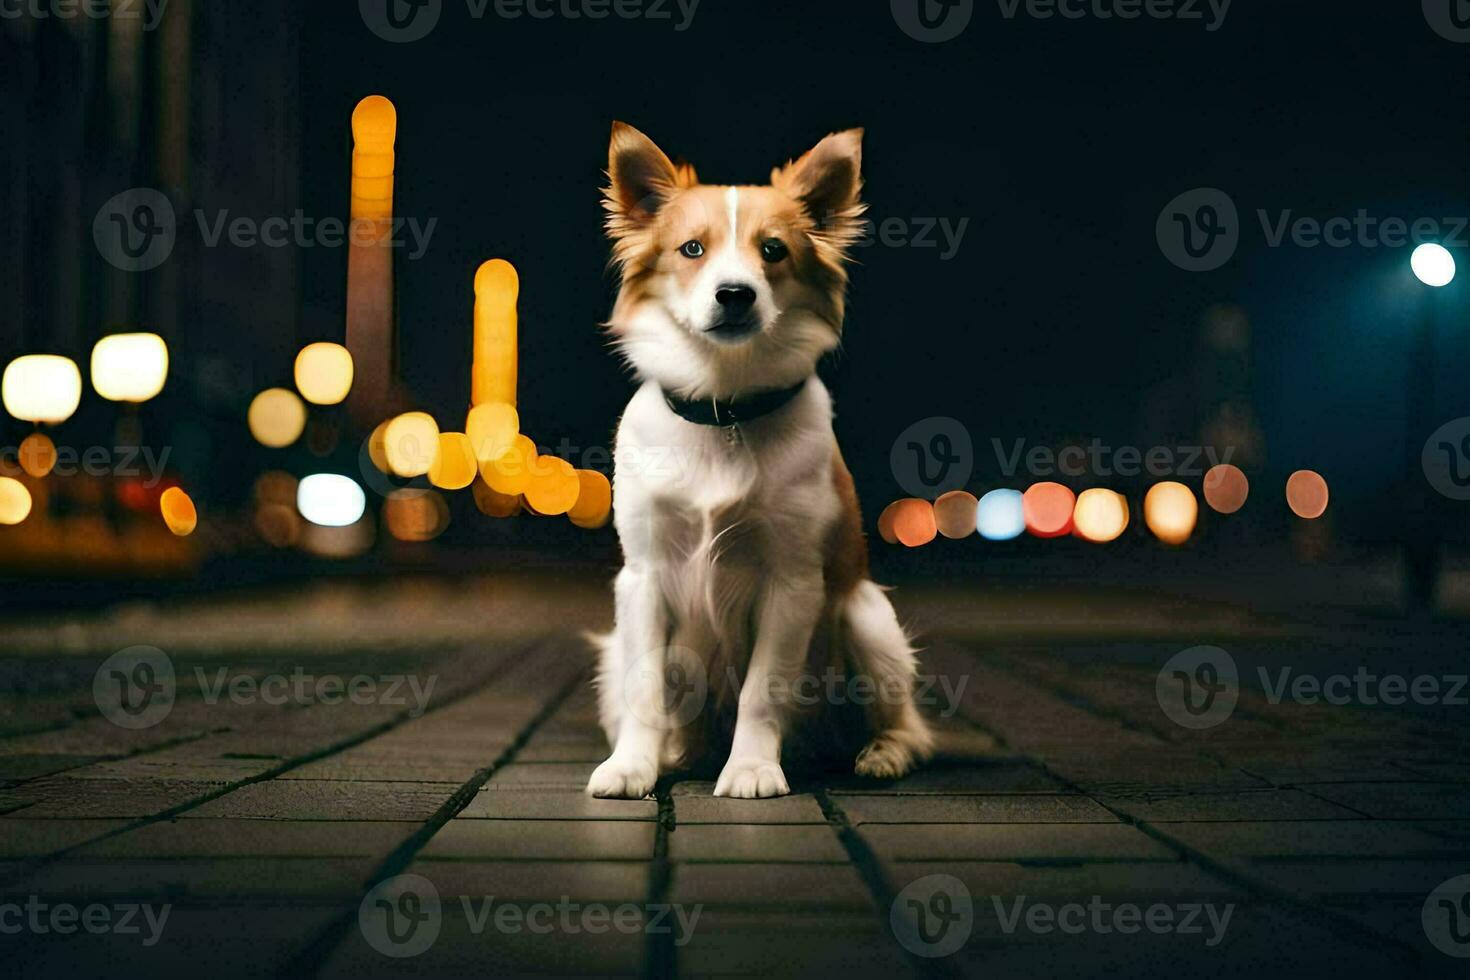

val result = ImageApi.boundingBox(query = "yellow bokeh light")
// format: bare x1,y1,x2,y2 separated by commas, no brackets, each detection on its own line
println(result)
91,333,169,403
1144,481,1198,546
481,433,536,496
472,259,519,407
472,480,521,518
18,433,57,478
429,432,478,490
384,412,440,478
568,470,613,528
367,420,392,473
351,95,397,221
293,342,355,406
465,401,519,462
524,455,581,516
3,355,82,425
0,477,32,525
248,388,308,449
1072,488,1129,543
160,487,198,536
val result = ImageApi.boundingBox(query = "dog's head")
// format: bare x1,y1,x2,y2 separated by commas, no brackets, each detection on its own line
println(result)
602,122,865,399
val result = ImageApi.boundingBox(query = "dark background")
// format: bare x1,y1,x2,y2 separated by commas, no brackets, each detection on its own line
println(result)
3,0,1469,579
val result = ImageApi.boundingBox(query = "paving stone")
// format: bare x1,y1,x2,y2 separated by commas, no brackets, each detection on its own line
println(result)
828,760,1068,795
483,763,597,791
668,863,873,911
859,823,1176,862
514,739,610,762
1392,760,1470,782
459,788,656,821
0,754,104,782
421,819,654,860
407,859,650,903
1155,820,1469,859
1097,789,1362,822
185,779,461,821
5,857,375,900
667,824,847,863
74,818,420,858
0,819,130,857
1242,859,1469,899
5,777,238,818
835,793,1117,825
1305,782,1470,819
677,911,908,978
671,782,827,824
892,859,1246,901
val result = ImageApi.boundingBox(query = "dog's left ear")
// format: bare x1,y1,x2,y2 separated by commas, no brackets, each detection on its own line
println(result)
772,129,866,249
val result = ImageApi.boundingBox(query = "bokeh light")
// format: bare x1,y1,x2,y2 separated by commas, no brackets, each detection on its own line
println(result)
933,490,978,539
1411,243,1456,288
91,333,169,403
160,487,198,536
568,470,613,528
482,434,537,496
428,432,478,490
1144,481,1198,545
472,480,521,518
1286,469,1330,519
524,456,581,516
877,500,901,544
254,504,301,548
18,433,57,478
1072,488,1129,543
466,401,519,462
293,342,354,406
367,420,392,473
891,498,937,548
976,489,1026,541
297,473,367,527
3,354,82,424
0,477,32,525
248,388,308,448
384,489,450,542
1023,482,1076,538
1203,463,1249,514
384,412,440,477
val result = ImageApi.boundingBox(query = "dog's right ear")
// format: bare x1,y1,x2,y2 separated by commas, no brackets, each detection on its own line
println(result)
604,122,693,240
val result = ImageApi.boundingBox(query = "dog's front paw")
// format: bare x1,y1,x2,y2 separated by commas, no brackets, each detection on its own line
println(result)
854,734,917,780
713,759,789,799
587,755,657,799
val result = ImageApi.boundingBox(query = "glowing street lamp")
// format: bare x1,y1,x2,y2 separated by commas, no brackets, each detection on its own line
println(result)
91,333,169,403
1405,243,1458,612
2,355,82,425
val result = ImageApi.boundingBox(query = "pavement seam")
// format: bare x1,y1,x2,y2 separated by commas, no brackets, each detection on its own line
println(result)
282,655,586,978
0,639,544,886
644,781,677,980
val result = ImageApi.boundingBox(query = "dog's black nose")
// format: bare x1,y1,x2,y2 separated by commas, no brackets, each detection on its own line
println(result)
715,284,757,317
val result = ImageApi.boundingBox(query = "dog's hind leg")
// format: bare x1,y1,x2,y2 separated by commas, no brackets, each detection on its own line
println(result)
842,580,934,779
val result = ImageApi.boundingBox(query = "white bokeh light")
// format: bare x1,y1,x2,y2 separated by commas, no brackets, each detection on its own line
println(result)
1411,243,1456,288
297,474,366,528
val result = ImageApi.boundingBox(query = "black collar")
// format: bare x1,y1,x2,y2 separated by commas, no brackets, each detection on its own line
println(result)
661,379,809,428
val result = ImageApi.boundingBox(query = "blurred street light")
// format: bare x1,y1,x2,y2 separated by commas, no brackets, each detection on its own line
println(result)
1411,243,1456,288
91,333,169,403
2,355,82,424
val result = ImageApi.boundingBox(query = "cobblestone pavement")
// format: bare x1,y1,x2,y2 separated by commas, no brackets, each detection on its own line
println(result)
2,577,1468,978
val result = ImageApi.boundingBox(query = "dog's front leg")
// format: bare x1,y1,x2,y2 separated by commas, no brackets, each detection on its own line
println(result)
714,569,823,799
587,564,669,799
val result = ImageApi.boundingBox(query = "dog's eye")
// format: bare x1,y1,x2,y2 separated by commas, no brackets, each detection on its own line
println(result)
679,240,705,259
760,238,789,263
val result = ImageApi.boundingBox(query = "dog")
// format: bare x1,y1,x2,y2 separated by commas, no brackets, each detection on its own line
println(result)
587,122,933,799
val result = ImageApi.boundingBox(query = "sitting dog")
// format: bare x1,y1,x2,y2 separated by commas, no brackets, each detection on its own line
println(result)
587,122,933,799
